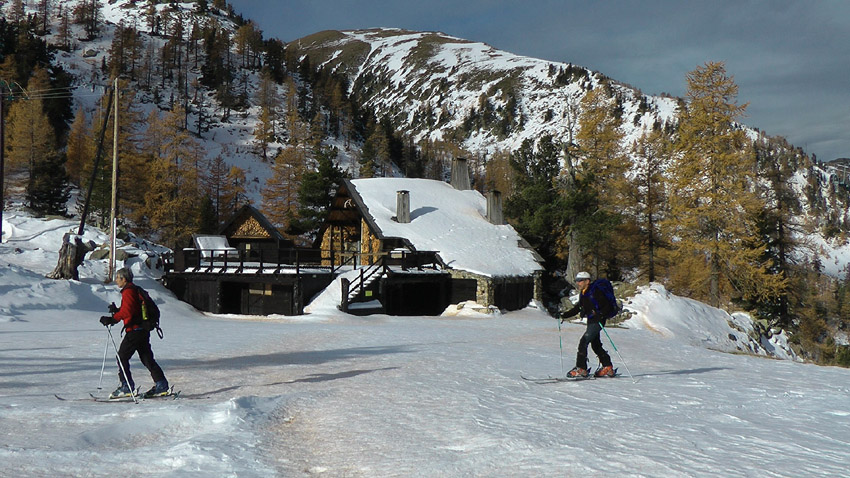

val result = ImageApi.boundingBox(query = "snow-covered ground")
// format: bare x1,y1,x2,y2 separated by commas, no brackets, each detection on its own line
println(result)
1,212,849,477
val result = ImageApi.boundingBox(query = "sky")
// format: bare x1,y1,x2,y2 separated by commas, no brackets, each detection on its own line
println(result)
226,0,850,162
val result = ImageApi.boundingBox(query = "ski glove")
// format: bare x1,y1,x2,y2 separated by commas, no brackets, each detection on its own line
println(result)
108,302,119,314
100,315,117,326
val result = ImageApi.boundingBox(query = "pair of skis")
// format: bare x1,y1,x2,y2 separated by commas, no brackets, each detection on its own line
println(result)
521,369,618,384
55,386,180,403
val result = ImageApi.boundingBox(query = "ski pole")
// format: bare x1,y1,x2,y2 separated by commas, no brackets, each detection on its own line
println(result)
557,318,565,377
97,327,110,389
107,325,139,403
600,323,636,383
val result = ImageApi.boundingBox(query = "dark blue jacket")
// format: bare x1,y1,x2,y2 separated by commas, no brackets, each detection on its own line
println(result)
561,286,614,324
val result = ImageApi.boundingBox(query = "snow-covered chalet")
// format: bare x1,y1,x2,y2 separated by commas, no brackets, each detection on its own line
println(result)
320,159,544,315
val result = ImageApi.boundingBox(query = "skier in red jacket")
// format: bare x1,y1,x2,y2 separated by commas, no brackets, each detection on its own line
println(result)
100,267,168,398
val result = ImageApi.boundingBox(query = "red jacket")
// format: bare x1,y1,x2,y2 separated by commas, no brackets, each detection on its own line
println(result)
114,283,143,332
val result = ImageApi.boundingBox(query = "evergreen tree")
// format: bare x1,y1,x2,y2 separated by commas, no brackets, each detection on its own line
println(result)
569,85,630,278
504,136,568,270
289,147,347,240
359,125,390,177
9,0,25,25
197,195,218,234
26,152,71,216
630,127,672,282
753,136,805,327
666,61,784,307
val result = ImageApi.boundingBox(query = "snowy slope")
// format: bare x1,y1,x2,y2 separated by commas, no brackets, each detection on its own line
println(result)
2,212,848,477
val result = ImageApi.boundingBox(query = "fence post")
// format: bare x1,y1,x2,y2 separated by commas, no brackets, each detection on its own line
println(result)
340,278,350,312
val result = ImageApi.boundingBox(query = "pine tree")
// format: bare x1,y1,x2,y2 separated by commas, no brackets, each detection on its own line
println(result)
666,61,785,307
290,146,347,240
234,22,262,70
92,83,148,232
504,136,568,269
569,85,630,277
26,152,71,216
359,126,390,177
284,76,310,146
753,135,805,327
630,126,672,282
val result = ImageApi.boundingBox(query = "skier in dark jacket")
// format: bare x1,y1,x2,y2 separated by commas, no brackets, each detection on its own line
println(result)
560,271,616,378
99,267,168,398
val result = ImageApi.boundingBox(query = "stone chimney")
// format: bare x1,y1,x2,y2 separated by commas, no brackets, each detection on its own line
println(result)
450,157,471,190
396,190,410,223
486,190,504,225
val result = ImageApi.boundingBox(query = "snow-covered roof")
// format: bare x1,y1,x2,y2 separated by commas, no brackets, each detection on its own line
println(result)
348,178,542,277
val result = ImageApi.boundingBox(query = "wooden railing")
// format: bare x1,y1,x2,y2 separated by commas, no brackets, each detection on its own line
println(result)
164,247,330,274
165,247,445,277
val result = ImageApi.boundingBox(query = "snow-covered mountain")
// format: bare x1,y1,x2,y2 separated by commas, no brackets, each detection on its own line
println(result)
289,28,679,155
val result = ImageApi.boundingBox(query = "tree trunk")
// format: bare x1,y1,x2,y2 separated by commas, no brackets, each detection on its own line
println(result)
47,233,94,280
566,228,583,287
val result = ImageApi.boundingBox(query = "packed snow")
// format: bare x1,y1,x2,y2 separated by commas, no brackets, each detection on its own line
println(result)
1,212,849,477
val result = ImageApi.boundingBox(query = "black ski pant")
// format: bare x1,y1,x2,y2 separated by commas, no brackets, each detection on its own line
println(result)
116,329,166,389
576,320,612,370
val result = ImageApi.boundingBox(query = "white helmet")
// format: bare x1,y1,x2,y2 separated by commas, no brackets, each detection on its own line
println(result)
575,271,591,281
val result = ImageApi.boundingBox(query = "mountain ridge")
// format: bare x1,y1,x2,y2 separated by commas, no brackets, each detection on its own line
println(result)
289,27,681,156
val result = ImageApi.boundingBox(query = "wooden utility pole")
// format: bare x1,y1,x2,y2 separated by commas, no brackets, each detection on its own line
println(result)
0,85,5,244
77,86,114,235
108,78,119,282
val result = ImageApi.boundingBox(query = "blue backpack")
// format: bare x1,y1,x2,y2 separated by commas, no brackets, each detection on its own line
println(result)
587,279,620,319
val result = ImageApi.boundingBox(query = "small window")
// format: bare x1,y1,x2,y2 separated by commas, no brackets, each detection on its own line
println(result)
249,283,273,296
